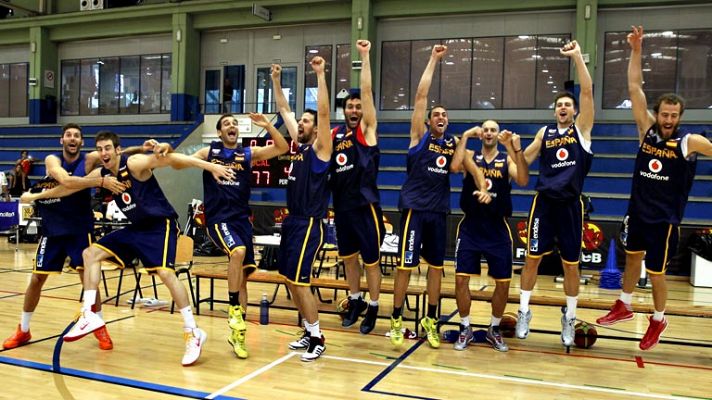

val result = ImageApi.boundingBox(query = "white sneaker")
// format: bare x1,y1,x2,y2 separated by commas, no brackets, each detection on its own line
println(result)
288,329,311,350
63,310,105,342
300,335,325,362
561,314,576,347
515,309,532,339
182,328,207,366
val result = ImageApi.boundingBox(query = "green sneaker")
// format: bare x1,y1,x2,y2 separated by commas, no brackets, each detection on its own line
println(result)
228,305,248,358
228,305,246,331
227,329,248,359
420,316,440,348
389,316,404,347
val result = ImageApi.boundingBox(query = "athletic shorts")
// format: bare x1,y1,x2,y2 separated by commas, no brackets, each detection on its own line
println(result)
206,219,257,275
34,233,93,274
334,204,385,267
455,215,513,280
278,215,323,286
94,218,179,272
398,209,446,270
526,193,583,263
621,215,679,274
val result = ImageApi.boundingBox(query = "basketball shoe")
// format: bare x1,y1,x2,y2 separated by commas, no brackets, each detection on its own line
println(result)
288,329,310,350
228,305,248,359
486,325,509,352
420,316,440,348
639,316,667,351
64,310,105,342
515,309,532,339
596,300,634,326
561,311,576,347
453,325,473,351
182,328,207,366
389,316,404,346
342,297,368,328
3,325,31,349
360,304,378,334
300,335,325,362
93,326,114,350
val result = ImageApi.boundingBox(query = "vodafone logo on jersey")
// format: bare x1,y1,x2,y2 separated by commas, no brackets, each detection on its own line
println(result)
485,178,493,191
436,156,447,168
648,158,663,173
336,153,348,166
556,148,569,161
121,192,132,204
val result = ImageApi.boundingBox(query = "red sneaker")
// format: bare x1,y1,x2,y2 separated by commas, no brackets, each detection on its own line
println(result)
639,316,667,351
3,325,31,349
596,299,634,326
93,326,114,350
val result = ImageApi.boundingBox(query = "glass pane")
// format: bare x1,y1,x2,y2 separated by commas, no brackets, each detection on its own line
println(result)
9,63,28,117
471,37,503,109
380,41,410,111
536,35,570,109
677,29,712,109
0,64,9,117
119,56,139,114
204,69,220,114
410,40,441,109
256,66,296,114
255,67,271,114
440,38,472,109
80,59,99,115
61,60,80,116
140,55,162,114
161,54,172,113
224,65,245,113
503,35,536,108
641,30,678,105
602,31,630,109
335,44,351,107
98,58,119,114
304,45,333,111
280,66,297,113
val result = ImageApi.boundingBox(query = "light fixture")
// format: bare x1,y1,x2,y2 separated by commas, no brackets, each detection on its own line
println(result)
176,29,182,42
30,42,36,53
357,16,363,31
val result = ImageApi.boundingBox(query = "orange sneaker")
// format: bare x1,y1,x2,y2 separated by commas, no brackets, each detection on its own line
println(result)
93,326,114,350
3,325,31,349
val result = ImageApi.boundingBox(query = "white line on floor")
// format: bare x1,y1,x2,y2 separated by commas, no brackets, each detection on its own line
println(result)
206,352,298,399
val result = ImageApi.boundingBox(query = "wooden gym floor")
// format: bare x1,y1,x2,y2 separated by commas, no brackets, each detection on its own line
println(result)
1,240,711,400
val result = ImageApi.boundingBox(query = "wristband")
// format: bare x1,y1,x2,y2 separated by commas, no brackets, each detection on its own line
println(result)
514,148,522,153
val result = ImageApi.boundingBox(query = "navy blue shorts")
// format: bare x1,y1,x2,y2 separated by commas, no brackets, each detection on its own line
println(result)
398,209,446,269
34,233,93,274
622,215,679,274
206,219,257,275
334,204,385,267
94,218,179,272
526,193,583,263
455,215,513,280
278,216,323,285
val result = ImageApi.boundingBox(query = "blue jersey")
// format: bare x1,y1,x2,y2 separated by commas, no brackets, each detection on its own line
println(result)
535,123,593,200
35,153,93,237
460,151,512,219
330,124,380,212
627,126,697,224
286,144,330,218
203,141,252,224
103,155,178,225
398,132,456,212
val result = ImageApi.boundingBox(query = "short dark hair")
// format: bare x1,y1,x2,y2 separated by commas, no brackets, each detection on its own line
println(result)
554,91,578,110
62,123,82,138
341,92,361,112
95,130,120,148
654,93,685,116
427,105,447,119
304,108,318,127
216,114,234,130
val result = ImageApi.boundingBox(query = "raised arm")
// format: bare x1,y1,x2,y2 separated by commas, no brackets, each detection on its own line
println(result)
357,39,377,146
410,44,447,147
249,113,290,162
451,126,480,172
271,64,299,143
560,41,594,140
191,146,210,161
127,149,235,183
687,134,712,157
85,139,168,171
499,130,529,187
627,26,655,142
462,156,491,204
523,128,544,166
309,56,332,162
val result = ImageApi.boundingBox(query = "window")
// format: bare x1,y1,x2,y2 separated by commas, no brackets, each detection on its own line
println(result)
335,44,351,103
204,69,221,114
472,37,504,109
140,55,162,114
0,63,28,117
441,38,472,109
380,41,410,110
256,66,297,114
304,45,333,111
61,60,80,115
535,35,571,109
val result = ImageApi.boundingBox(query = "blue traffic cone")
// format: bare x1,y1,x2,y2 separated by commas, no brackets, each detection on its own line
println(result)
600,239,622,289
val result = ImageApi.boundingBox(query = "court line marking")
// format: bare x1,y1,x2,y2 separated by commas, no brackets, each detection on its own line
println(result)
206,351,298,399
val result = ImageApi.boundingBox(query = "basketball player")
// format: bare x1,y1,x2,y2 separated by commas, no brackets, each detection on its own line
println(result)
3,124,153,350
515,40,594,347
192,112,288,359
328,40,384,334
596,26,712,350
271,57,332,361
451,121,528,352
24,131,234,366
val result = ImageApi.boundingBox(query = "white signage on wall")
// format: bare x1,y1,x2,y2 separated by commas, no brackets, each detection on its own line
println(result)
44,70,55,89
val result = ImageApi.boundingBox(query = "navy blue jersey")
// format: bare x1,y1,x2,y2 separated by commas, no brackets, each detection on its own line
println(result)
203,141,252,224
35,153,93,237
398,132,456,212
286,144,330,218
330,124,380,211
103,155,178,224
535,124,592,199
460,151,512,218
627,126,697,224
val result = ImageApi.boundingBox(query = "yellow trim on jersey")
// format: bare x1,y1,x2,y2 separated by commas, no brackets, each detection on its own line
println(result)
369,204,381,257
278,273,311,286
341,251,360,259
624,249,645,255
398,209,413,269
561,258,580,266
525,193,538,257
92,243,126,269
526,250,554,259
161,218,170,268
493,278,512,283
653,224,675,274
294,217,315,283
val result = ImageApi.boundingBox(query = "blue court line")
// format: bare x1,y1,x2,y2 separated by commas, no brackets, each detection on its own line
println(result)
361,310,459,399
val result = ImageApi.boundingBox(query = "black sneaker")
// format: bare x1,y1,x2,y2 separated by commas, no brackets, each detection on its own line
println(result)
342,297,368,328
300,335,325,362
288,329,310,350
359,304,379,334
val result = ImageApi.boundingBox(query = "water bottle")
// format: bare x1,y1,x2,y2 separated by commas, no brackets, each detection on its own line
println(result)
260,293,269,325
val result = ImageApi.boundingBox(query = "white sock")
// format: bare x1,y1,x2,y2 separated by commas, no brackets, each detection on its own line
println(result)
620,292,633,306
305,320,321,337
491,316,502,327
519,290,532,313
20,311,33,332
460,316,470,328
566,296,577,319
180,306,197,330
83,290,97,312
369,300,378,307
349,292,362,300
652,310,665,322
